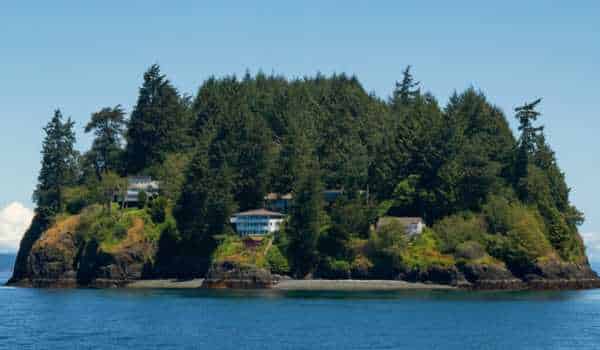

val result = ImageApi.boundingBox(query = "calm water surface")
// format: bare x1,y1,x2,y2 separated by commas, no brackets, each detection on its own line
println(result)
1,258,600,349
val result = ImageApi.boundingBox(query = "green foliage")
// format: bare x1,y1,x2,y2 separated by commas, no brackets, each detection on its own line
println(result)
126,64,193,173
433,212,488,254
77,205,161,250
514,98,544,194
366,220,409,277
154,218,182,272
317,257,351,279
350,255,374,279
400,229,455,270
266,246,290,275
175,146,237,241
454,241,487,261
148,153,191,203
27,66,589,281
33,109,79,219
63,186,91,214
137,190,148,209
148,197,168,224
481,198,555,273
212,236,270,268
391,66,420,109
84,105,126,176
286,167,325,277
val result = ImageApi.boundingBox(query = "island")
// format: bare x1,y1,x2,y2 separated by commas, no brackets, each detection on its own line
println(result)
8,65,599,291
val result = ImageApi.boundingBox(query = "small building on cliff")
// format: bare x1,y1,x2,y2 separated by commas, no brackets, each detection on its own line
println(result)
264,189,359,213
118,176,160,207
375,216,425,236
230,209,285,236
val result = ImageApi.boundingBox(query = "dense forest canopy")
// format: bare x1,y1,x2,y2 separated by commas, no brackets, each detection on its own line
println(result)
19,64,587,280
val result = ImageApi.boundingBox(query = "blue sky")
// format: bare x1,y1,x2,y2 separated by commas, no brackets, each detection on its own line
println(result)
1,1,599,254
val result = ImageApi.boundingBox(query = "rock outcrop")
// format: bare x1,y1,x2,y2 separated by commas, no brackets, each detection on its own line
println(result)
203,261,277,289
7,215,156,288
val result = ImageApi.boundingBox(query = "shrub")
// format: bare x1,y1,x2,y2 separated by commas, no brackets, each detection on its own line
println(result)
63,186,90,214
137,190,148,209
400,229,455,270
317,257,351,279
365,222,408,277
148,197,168,223
433,212,487,253
266,246,290,275
454,241,486,260
350,255,373,279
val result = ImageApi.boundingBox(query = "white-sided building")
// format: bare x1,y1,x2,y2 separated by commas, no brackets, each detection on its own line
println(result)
118,176,160,207
375,216,425,236
230,209,285,236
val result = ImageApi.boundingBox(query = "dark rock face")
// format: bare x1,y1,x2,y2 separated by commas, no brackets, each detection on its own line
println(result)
203,261,276,289
400,265,463,286
77,240,153,288
396,260,600,290
458,263,525,290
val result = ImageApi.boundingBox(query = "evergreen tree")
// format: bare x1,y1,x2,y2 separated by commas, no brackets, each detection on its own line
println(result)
126,64,192,174
84,105,126,178
272,121,313,194
391,65,420,109
174,145,237,274
287,166,324,277
33,110,78,219
514,98,544,197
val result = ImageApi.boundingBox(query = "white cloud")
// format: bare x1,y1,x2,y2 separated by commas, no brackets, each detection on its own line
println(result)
0,202,34,254
581,232,600,264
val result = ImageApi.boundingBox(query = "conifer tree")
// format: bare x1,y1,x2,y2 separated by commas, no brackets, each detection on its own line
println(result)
126,64,192,174
286,166,324,277
514,98,544,200
273,121,315,194
85,105,126,178
33,109,78,219
391,65,420,109
174,145,237,274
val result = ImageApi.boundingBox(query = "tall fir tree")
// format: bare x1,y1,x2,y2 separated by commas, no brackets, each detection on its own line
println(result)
286,166,325,277
391,65,420,110
174,144,237,275
126,64,192,174
272,121,313,194
84,105,126,178
514,98,544,201
33,109,78,219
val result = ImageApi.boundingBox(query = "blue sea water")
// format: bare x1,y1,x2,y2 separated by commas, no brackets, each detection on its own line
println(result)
1,254,600,350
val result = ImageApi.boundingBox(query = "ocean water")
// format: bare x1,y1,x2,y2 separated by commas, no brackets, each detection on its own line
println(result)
1,255,600,350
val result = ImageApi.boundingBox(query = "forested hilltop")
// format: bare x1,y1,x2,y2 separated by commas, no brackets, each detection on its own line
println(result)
9,65,598,289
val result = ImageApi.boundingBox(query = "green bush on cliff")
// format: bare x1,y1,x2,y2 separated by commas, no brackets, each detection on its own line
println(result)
77,205,162,250
317,257,351,279
400,229,455,270
365,221,408,276
266,246,289,275
433,213,488,254
213,235,271,268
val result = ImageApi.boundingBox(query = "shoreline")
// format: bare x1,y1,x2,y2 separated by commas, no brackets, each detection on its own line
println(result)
125,278,456,291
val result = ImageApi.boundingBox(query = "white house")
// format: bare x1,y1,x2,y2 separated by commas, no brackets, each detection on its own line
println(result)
119,176,160,207
230,209,285,236
375,217,425,236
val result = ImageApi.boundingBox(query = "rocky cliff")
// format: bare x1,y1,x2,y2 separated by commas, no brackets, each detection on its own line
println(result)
8,213,600,290
8,213,156,288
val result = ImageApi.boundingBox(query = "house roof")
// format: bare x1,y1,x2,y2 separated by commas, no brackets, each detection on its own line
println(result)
376,216,423,229
233,208,285,217
264,192,293,200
